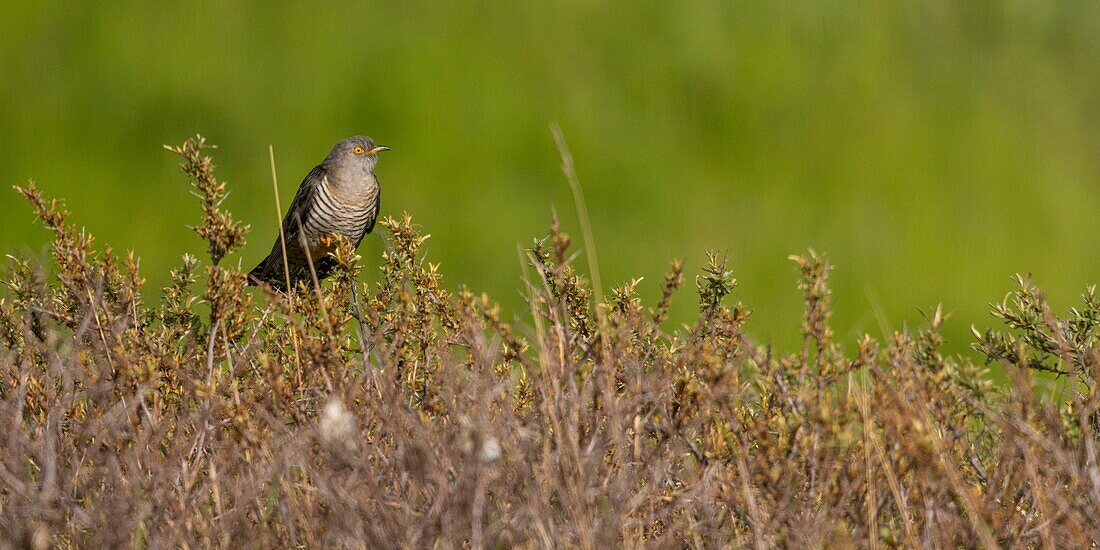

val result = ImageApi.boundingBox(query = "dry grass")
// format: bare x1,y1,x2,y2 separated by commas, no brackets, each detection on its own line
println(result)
1,136,1098,547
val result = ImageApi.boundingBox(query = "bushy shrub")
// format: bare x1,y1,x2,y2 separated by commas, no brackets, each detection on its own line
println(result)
1,137,1097,547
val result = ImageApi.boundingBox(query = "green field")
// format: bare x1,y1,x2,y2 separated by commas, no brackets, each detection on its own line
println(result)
2,2,1097,355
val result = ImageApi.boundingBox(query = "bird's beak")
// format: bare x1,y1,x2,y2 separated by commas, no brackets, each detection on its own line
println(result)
368,145,389,155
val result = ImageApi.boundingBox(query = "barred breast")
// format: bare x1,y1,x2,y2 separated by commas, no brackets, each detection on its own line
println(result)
301,176,378,246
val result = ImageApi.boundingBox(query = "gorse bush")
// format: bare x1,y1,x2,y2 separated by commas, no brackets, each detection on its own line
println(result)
1,137,1098,547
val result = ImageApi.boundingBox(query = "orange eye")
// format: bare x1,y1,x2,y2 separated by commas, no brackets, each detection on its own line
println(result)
353,146,366,155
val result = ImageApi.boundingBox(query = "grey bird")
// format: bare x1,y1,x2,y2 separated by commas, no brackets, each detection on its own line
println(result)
248,136,387,290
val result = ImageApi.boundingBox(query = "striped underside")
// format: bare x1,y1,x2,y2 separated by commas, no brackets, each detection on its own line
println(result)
299,176,378,248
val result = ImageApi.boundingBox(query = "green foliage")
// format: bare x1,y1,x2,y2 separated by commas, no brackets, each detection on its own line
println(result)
973,276,1099,382
1,139,1098,547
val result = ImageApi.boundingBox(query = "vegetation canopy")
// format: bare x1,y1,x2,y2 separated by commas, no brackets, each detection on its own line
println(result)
1,137,1098,547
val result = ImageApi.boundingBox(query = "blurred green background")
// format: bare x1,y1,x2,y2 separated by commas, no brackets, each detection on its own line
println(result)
1,2,1097,356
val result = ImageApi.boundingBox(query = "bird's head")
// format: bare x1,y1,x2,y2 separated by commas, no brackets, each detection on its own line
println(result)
326,135,389,173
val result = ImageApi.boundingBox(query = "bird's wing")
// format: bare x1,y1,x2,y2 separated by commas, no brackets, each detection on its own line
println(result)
248,164,327,287
280,164,327,244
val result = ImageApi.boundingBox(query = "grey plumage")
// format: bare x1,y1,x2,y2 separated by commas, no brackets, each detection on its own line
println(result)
248,136,386,290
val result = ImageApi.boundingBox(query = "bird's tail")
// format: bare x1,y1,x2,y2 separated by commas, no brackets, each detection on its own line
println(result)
246,262,264,286
247,257,286,291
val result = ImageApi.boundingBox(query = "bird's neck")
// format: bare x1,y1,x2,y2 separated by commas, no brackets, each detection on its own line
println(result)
326,166,377,198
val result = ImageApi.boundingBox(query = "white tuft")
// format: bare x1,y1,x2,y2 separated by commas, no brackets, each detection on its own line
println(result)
480,436,501,462
319,397,357,451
